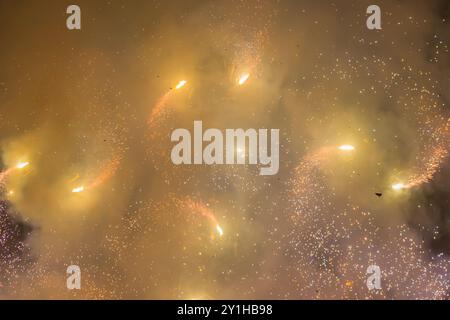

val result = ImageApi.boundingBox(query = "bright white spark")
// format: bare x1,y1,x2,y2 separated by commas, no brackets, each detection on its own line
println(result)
338,145,355,151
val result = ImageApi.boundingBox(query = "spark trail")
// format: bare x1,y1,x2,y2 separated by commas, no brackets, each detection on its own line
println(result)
181,198,224,238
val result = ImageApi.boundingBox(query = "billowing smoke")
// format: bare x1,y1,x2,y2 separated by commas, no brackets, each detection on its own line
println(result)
0,0,448,299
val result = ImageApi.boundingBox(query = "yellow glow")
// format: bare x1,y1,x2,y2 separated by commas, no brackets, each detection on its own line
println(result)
238,73,250,85
216,225,224,237
175,80,187,90
189,294,209,300
392,183,406,191
16,162,29,169
338,145,355,151
72,186,85,193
